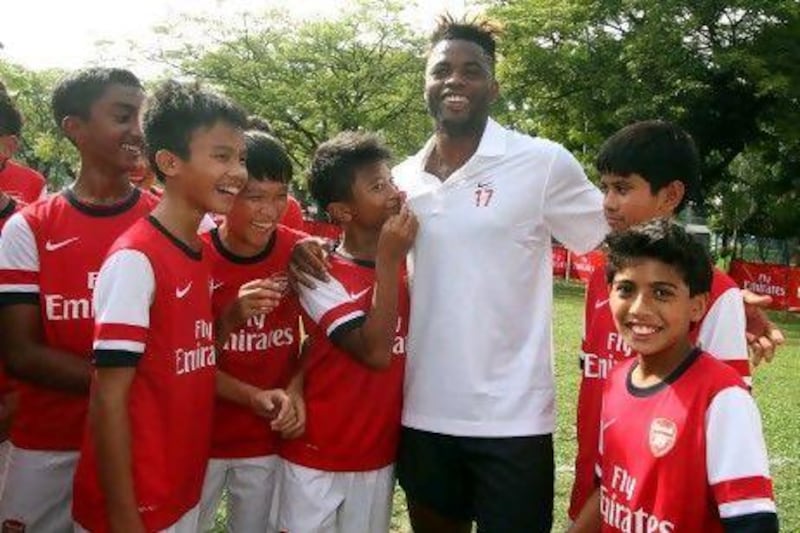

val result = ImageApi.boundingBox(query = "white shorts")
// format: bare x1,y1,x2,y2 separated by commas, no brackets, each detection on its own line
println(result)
278,461,394,533
198,455,282,533
0,444,78,532
74,504,200,533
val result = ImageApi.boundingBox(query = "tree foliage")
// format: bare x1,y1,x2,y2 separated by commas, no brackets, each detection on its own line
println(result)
490,0,800,238
0,61,76,190
149,0,431,191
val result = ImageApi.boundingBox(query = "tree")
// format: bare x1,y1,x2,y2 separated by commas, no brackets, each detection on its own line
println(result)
0,60,77,190
490,0,800,237
148,0,431,193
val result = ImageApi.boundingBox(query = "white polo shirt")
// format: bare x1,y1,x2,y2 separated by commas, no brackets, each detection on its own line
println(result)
393,119,608,437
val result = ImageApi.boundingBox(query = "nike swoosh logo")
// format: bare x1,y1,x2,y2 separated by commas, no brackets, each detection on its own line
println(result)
349,287,371,301
176,282,192,299
594,298,609,309
45,237,80,252
211,281,224,291
477,181,492,188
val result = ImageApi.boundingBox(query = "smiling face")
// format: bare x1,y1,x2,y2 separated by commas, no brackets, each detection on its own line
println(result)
66,83,145,175
224,178,289,251
609,258,707,362
424,39,498,137
331,160,401,230
163,121,248,215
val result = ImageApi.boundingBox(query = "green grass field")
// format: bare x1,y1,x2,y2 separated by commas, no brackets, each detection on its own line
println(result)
388,281,800,532
214,281,800,531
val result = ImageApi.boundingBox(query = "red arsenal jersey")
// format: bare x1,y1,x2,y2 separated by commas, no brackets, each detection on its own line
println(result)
202,225,305,458
280,253,408,471
0,188,157,450
0,160,46,204
0,198,21,401
73,216,217,533
569,258,752,519
280,195,305,232
597,350,775,532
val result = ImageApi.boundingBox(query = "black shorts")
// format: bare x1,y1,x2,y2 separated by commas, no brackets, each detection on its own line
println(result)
396,427,554,533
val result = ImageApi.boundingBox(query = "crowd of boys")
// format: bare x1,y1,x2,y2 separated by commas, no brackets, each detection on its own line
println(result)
0,15,783,533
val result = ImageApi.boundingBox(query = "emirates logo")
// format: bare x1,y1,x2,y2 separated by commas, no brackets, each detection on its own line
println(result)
649,418,678,457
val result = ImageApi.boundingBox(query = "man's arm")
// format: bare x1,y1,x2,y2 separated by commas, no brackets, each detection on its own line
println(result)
90,367,145,533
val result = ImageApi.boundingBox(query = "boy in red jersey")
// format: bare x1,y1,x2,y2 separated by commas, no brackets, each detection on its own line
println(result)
197,130,305,532
279,131,417,533
71,81,252,533
0,68,157,531
0,188,21,495
569,121,754,520
570,219,777,533
0,92,47,203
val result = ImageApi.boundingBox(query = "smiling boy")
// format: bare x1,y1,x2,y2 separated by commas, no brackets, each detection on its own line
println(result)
569,219,777,533
72,81,249,533
0,68,157,531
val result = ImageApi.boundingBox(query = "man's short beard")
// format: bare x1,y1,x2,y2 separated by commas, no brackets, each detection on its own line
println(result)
434,113,487,138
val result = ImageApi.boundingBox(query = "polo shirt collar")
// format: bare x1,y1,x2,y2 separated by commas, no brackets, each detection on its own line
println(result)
414,117,508,172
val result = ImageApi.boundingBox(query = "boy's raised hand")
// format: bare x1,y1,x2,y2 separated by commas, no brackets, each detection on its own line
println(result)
378,204,418,264
289,237,332,289
233,277,287,322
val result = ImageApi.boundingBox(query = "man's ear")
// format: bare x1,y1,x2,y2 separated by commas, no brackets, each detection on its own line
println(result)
154,149,182,179
327,202,352,224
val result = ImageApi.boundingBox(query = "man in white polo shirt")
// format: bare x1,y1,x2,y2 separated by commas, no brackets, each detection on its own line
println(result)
390,16,607,533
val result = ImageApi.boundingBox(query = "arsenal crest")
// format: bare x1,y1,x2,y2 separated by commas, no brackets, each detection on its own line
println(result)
649,418,677,457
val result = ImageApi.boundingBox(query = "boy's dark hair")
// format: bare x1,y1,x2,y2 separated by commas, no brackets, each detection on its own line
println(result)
0,93,22,136
595,120,700,213
308,131,392,211
605,218,712,296
51,68,143,129
143,80,248,182
244,130,292,184
429,14,501,68
246,115,274,135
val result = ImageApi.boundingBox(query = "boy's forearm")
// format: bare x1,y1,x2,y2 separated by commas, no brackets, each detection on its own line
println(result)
91,369,145,533
216,370,261,408
0,305,92,393
569,488,602,533
358,257,401,368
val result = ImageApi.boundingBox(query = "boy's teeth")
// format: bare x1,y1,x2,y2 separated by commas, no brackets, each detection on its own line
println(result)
631,324,657,335
122,144,141,154
444,95,467,103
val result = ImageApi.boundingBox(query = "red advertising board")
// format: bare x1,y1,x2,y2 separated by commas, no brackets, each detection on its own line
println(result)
553,245,568,277
787,268,800,312
569,250,605,283
728,260,791,310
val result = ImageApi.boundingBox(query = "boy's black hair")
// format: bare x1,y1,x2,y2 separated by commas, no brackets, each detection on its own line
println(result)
429,14,501,68
0,93,22,136
308,131,392,211
143,80,248,182
246,115,275,135
605,218,712,296
244,130,292,184
51,68,143,129
595,120,700,213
